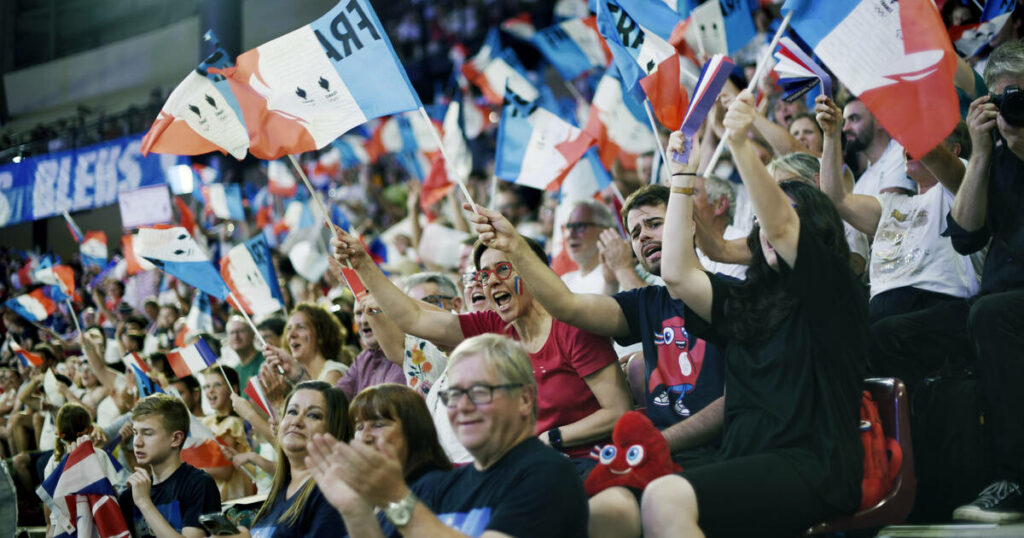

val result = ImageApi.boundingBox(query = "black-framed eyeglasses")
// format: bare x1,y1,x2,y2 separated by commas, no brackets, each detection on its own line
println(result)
438,383,524,407
420,294,455,308
563,222,600,233
475,262,514,286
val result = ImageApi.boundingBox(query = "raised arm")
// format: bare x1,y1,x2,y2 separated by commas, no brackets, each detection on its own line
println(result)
952,95,998,233
466,206,632,339
331,229,464,349
752,113,815,157
660,131,713,322
723,91,800,266
920,139,966,194
816,95,882,236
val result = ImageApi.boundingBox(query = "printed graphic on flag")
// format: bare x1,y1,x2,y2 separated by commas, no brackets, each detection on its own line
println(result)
167,338,219,379
141,34,251,160
221,234,285,316
134,226,230,300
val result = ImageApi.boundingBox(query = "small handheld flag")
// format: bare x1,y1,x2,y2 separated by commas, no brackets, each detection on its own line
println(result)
220,234,285,316
495,87,595,191
134,226,230,300
673,54,735,163
772,37,833,103
167,338,219,379
5,288,58,323
948,0,1017,58
10,340,44,368
244,377,275,420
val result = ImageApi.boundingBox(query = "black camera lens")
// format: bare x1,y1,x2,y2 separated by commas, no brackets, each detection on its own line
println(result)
996,86,1024,127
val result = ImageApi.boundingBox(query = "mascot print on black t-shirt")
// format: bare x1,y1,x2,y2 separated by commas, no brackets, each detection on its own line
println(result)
651,316,705,417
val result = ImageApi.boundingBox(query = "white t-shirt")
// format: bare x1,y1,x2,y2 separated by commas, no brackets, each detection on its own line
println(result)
698,224,749,280
853,139,917,196
561,264,610,294
845,222,871,269
870,185,982,299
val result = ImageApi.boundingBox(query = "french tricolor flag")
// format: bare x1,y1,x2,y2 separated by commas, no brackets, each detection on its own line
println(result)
673,54,735,161
583,66,657,169
141,32,252,160
122,352,163,397
533,16,611,81
220,234,285,316
134,226,230,300
331,135,371,168
10,340,44,368
182,414,232,469
35,261,78,302
783,0,959,157
687,0,757,56
495,87,595,191
243,377,275,419
463,37,540,107
81,231,108,269
167,338,218,379
597,0,688,130
201,183,246,221
5,288,58,323
772,37,833,104
35,442,129,538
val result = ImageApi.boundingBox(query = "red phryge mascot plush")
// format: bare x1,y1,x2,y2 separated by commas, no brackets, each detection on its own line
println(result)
584,411,683,496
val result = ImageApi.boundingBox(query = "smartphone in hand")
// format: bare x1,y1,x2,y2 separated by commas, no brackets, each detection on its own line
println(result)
199,513,239,536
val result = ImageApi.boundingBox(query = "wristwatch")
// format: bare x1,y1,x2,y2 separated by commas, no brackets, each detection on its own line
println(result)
383,490,418,527
548,427,563,450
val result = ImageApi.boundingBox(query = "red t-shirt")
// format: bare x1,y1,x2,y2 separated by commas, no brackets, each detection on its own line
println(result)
458,310,617,457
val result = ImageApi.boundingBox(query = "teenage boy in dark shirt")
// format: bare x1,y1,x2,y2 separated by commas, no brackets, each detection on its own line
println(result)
119,393,221,538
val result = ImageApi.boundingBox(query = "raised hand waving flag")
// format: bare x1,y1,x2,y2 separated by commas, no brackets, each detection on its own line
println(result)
495,87,595,191
783,0,959,157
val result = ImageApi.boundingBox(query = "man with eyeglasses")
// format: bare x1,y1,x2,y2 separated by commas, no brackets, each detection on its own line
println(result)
308,333,588,537
559,200,619,295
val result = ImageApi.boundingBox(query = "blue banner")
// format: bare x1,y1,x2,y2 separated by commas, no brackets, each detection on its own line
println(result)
0,134,186,227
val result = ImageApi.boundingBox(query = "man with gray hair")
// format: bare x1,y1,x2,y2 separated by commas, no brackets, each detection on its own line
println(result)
308,333,588,537
692,174,747,280
560,199,620,294
946,40,1024,523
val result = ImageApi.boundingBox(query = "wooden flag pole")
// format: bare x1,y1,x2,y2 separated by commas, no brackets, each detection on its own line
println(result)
701,11,793,177
416,106,481,214
64,299,82,337
643,99,672,184
285,155,365,311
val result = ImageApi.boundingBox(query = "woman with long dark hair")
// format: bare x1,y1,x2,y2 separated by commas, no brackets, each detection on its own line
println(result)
638,91,866,537
245,381,351,538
